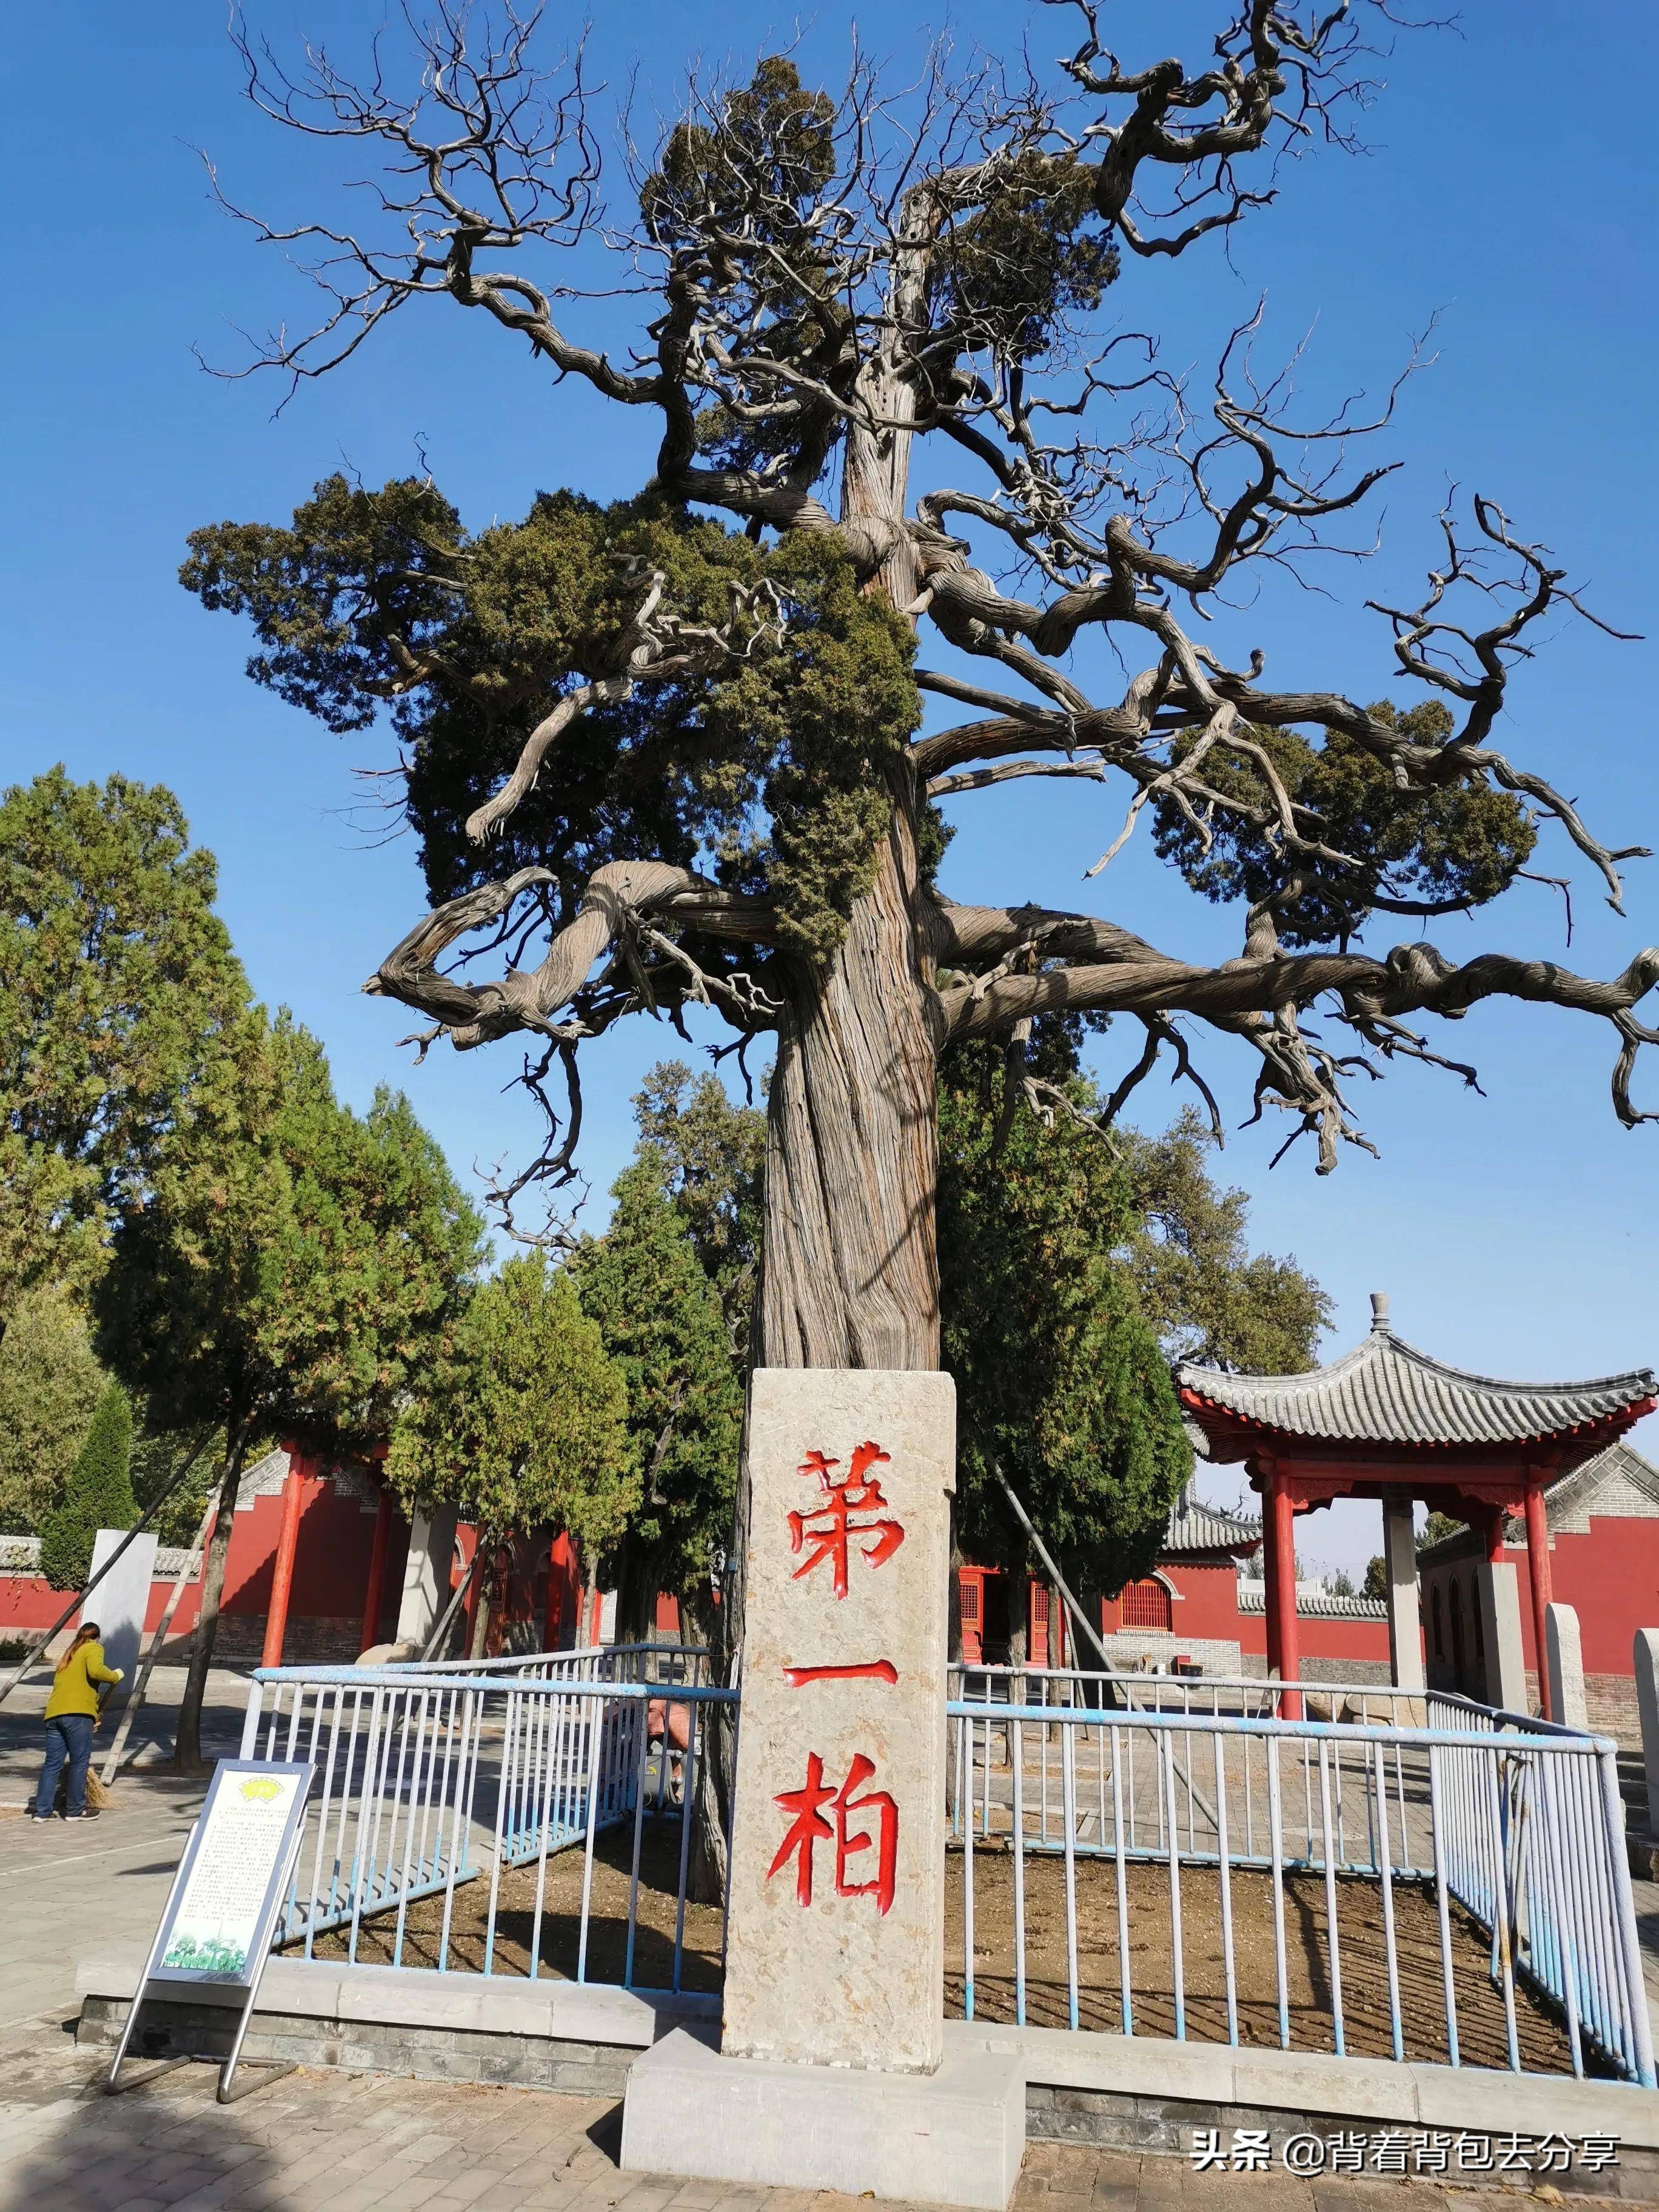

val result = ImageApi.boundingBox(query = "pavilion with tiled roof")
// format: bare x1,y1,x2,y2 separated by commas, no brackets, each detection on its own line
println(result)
1160,1483,1262,1565
1175,1295,1657,1718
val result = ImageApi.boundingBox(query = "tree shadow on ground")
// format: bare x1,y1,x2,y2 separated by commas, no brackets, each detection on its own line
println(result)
1,2043,293,2212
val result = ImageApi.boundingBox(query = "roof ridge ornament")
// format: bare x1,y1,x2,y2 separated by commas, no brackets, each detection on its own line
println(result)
1370,1291,1390,1331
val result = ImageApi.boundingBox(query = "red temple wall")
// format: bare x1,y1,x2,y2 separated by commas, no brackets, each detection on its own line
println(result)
1477,1518,1659,1675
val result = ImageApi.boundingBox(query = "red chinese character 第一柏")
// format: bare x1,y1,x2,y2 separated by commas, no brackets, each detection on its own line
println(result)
788,1441,905,1600
766,1751,898,1914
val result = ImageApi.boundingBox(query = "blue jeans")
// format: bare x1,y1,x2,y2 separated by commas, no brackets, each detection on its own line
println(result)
35,1714,94,1815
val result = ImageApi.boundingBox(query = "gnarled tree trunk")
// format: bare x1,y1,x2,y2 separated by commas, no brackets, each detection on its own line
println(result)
691,771,945,1899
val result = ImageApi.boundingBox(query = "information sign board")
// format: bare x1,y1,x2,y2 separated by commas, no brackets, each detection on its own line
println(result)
107,1758,313,2102
150,1760,312,1983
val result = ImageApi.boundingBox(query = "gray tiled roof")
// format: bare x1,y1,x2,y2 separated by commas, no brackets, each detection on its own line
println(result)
1162,1485,1261,1557
1236,1584,1389,1621
1177,1300,1656,1452
0,1531,200,1578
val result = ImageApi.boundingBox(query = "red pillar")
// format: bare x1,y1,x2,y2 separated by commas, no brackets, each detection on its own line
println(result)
262,1454,307,1669
360,1489,394,1657
1524,1476,1554,1721
459,1527,483,1655
1269,1474,1302,1720
1260,1477,1282,1684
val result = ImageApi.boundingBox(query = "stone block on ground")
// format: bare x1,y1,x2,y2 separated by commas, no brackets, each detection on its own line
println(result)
1545,1602,1589,1732
1635,1629,1659,1832
87,1527,157,1700
620,2026,1025,2210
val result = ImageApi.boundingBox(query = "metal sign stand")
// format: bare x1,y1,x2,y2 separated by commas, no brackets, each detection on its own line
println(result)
106,1760,313,2105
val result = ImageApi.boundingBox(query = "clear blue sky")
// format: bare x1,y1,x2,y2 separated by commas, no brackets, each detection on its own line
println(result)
4,4,1656,1576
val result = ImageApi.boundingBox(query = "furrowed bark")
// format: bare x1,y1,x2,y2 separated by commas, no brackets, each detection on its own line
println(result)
755,793,944,1373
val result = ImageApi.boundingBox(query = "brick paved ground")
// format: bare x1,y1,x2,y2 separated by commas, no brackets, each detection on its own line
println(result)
0,2023,1604,2212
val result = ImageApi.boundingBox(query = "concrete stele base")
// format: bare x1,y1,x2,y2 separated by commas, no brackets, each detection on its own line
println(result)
621,2028,1025,2210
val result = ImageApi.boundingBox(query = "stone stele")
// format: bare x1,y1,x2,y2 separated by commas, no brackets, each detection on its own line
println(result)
722,1367,956,2074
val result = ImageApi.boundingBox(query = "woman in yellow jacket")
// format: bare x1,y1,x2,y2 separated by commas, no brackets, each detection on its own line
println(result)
28,1622,123,1821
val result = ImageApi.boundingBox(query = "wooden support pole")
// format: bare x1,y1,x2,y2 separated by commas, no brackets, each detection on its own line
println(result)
1524,1476,1554,1721
359,1489,394,1657
1269,1475,1302,1720
260,1457,306,1671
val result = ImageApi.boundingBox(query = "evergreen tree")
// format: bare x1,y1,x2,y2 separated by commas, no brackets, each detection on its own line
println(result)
1118,1112,1330,1373
938,1032,1190,1605
387,1255,637,1643
97,1008,484,1763
38,1381,136,1591
1419,1511,1464,1551
574,1161,744,1641
0,1283,107,1533
183,24,1658,1710
631,1064,766,1358
626,1050,1323,1608
0,769,249,1323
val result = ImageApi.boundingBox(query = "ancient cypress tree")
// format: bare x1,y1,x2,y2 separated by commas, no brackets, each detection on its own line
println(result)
182,13,1656,1680
0,1285,109,1535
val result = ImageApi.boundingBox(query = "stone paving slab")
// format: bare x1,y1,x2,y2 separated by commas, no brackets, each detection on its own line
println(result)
0,2029,1615,2212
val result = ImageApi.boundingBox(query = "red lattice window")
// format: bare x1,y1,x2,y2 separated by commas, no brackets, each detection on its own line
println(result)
959,1574,981,1627
1118,1577,1172,1632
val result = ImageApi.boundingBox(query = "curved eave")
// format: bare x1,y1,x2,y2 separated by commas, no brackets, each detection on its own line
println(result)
1178,1384,1657,1464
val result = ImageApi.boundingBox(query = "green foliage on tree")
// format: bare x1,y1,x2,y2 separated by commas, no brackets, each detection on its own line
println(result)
1118,1110,1331,1372
387,1253,637,1592
1419,1510,1465,1552
129,1423,226,1550
0,1283,108,1535
631,1062,766,1355
97,1007,484,1761
0,769,250,1322
1152,702,1537,948
938,1033,1191,1601
38,1381,136,1591
183,483,919,964
573,1161,744,1640
1362,1555,1389,1600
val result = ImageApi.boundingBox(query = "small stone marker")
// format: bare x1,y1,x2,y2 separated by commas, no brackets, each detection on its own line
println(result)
722,1366,956,2074
1544,1601,1589,1732
1476,1559,1528,1715
1635,1631,1659,1837
1381,1495,1424,1694
87,1527,157,1704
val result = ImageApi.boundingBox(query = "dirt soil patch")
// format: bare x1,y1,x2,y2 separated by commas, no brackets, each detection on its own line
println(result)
297,1819,725,1992
297,1825,1594,2075
945,1847,1598,2074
